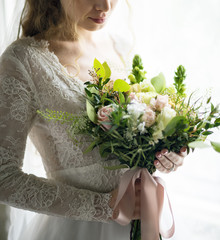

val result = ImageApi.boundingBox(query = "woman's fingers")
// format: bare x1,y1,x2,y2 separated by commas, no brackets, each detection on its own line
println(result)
154,147,187,173
154,159,175,173
155,149,174,170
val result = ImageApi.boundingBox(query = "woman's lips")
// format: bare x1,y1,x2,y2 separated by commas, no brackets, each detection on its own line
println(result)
89,17,106,24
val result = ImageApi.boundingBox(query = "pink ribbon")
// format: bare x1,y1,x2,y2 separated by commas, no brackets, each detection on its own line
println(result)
112,168,175,240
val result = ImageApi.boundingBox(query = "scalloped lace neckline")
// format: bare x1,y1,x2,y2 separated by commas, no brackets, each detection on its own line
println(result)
24,36,85,87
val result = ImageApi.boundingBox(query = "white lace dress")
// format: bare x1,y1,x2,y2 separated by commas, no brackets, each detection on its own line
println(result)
0,37,131,240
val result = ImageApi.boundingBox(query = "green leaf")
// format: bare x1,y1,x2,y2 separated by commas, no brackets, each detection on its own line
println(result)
151,73,166,93
207,97,211,104
163,116,188,137
215,118,220,124
211,103,214,112
86,100,97,123
94,58,105,79
99,142,112,157
113,79,131,92
85,88,92,98
211,141,220,153
119,91,125,104
84,141,97,154
103,62,111,79
103,78,111,86
188,141,210,149
202,131,213,136
87,86,99,100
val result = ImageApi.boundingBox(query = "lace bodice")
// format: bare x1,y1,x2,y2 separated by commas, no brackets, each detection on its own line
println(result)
0,37,131,222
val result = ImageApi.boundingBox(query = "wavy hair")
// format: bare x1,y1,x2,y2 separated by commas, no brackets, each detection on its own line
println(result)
19,0,77,40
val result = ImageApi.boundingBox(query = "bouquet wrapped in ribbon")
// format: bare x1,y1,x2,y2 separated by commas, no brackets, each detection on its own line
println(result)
38,55,220,240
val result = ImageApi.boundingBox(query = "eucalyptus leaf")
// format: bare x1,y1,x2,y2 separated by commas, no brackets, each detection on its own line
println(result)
94,58,105,79
188,141,210,149
151,73,166,93
86,100,97,123
103,62,111,79
119,91,125,104
113,79,131,92
163,116,188,137
211,141,220,153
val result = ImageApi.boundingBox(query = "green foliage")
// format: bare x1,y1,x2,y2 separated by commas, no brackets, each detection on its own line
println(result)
211,141,220,153
174,65,186,96
93,58,106,79
130,55,147,84
163,116,188,137
113,79,131,92
37,109,75,124
151,73,166,93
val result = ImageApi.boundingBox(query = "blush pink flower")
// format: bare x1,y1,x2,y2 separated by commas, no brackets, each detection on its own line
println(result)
97,105,114,130
150,97,156,109
155,95,169,111
129,92,138,101
142,106,156,127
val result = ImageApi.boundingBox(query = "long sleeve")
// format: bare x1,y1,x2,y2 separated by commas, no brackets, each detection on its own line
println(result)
0,46,113,222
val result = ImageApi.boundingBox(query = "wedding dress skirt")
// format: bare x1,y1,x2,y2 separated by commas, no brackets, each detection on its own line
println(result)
17,215,130,240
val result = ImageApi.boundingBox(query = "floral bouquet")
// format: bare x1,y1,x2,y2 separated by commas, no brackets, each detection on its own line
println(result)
38,55,220,240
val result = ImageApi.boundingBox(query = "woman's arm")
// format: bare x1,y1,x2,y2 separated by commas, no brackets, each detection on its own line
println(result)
0,46,113,222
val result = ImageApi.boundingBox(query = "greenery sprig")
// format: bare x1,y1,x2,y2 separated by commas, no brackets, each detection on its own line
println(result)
174,65,186,96
129,54,147,84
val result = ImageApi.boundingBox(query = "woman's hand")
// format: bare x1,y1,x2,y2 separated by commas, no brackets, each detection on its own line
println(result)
154,147,187,173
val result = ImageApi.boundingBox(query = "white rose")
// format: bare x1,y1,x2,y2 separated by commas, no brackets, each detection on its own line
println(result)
153,106,176,141
159,106,176,129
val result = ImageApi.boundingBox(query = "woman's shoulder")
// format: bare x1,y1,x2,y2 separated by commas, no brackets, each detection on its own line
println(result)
0,37,48,63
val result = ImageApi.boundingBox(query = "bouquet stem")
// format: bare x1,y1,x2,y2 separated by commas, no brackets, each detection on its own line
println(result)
130,220,163,240
130,220,141,240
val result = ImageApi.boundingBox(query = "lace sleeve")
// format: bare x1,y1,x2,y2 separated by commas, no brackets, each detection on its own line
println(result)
0,46,113,222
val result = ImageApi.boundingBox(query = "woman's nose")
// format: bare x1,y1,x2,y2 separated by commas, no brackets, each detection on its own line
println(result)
95,0,111,12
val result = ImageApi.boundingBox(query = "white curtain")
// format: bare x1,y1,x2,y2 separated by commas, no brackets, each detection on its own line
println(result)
0,0,220,240
0,0,25,54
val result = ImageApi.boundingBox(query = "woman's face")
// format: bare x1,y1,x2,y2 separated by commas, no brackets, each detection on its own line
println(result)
61,0,119,31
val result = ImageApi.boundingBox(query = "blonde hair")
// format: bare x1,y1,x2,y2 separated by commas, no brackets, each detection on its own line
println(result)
19,0,77,40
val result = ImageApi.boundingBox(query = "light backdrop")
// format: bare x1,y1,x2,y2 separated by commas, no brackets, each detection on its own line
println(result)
0,0,220,240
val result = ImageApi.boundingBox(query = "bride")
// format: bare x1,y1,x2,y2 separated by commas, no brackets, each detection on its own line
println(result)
0,0,186,239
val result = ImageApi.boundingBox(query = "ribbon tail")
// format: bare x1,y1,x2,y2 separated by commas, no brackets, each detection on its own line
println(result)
154,177,175,239
113,168,142,225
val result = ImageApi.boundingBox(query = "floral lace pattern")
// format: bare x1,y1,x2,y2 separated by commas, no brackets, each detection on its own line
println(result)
0,37,130,222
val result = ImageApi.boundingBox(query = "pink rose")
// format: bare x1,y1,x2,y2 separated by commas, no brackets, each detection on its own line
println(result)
142,106,156,127
155,95,169,111
97,105,114,130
